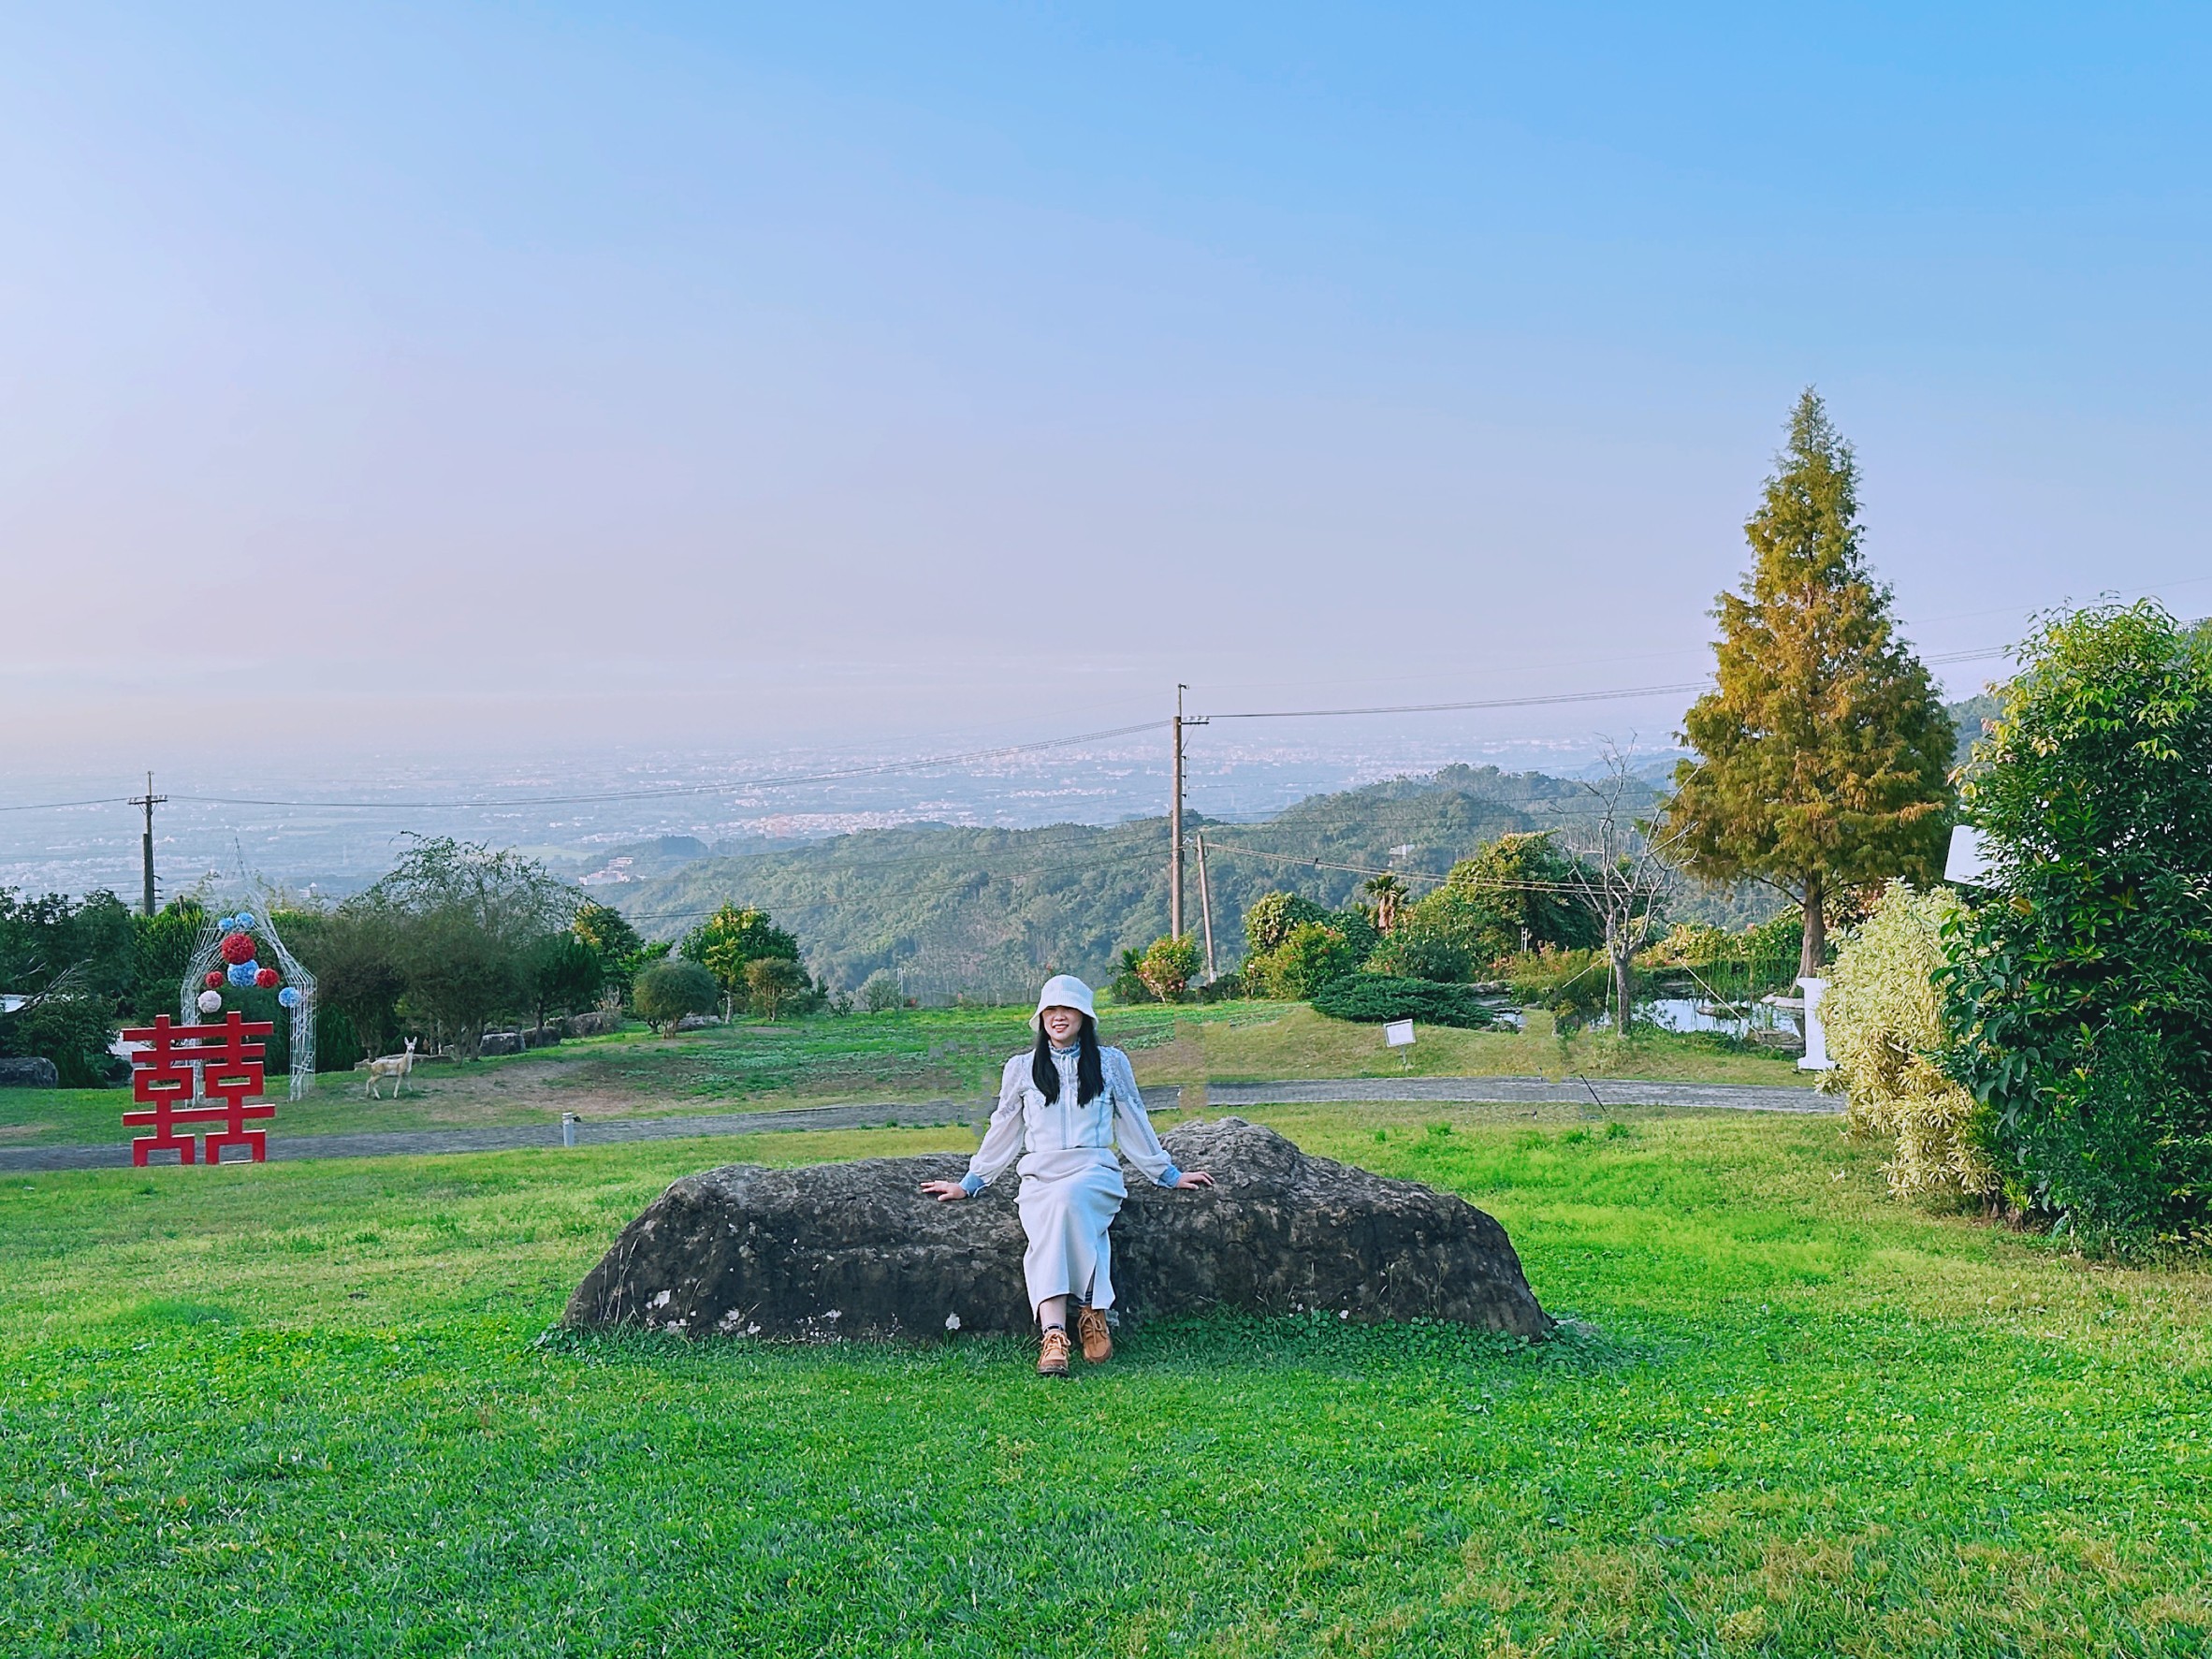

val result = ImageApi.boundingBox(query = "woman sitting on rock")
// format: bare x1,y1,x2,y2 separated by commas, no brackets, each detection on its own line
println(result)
921,974,1214,1376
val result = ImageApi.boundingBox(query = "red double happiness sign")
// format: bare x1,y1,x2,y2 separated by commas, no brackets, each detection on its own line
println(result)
121,1011,278,1166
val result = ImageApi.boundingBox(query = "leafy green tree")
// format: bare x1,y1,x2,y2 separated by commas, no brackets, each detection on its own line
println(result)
572,902,648,997
527,931,606,1031
743,956,810,1022
858,969,905,1012
303,906,409,1061
1405,833,1602,966
128,899,208,1021
633,958,720,1035
1658,390,1955,979
0,887,136,1010
359,837,575,1056
1137,935,1201,1002
1939,602,2212,1239
681,904,801,1020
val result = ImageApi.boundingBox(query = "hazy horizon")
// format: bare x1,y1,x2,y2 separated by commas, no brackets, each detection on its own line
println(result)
6,7,2208,774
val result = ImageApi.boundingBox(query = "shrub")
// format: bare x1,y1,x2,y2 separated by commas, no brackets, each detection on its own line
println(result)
1506,947,1609,1026
1826,881,1996,1203
1255,922,1360,999
1108,947,1156,1005
1243,892,1332,958
1362,920,1471,982
0,988,118,1087
859,969,904,1013
1310,974,1502,1030
1137,935,1201,1002
1940,601,2212,1239
633,959,720,1035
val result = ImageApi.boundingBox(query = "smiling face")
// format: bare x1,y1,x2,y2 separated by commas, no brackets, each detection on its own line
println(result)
1040,1005,1085,1045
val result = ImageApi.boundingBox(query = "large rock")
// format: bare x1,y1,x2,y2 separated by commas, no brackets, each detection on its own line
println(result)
564,1118,1550,1341
0,1056,60,1088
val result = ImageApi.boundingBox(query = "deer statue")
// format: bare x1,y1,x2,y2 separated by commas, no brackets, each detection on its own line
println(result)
366,1037,418,1099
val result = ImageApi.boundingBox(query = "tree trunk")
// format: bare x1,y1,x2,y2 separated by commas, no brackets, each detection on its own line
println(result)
1799,872,1826,982
1607,918,1635,1033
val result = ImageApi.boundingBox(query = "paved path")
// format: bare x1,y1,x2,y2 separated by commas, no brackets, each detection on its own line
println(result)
0,1076,1835,1173
0,1099,984,1173
1205,1077,1839,1113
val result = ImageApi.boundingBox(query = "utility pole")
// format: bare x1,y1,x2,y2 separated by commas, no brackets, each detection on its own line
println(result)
1169,686,1210,941
1171,687,1186,940
127,772,167,918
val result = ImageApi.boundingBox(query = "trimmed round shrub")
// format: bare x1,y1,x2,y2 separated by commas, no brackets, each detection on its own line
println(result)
633,958,720,1035
1310,974,1502,1030
1138,935,1201,1002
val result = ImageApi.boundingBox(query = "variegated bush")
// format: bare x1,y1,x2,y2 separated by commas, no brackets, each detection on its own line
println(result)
1825,880,1997,1202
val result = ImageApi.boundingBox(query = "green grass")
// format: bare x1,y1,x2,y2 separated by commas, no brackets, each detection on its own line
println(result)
5,1104,2210,1654
0,1003,1801,1152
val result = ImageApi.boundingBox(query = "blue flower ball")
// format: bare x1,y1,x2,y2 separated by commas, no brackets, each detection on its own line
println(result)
277,987,301,1009
236,910,256,928
218,915,237,931
227,964,255,987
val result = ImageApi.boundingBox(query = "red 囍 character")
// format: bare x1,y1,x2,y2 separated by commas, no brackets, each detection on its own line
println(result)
121,1012,277,1166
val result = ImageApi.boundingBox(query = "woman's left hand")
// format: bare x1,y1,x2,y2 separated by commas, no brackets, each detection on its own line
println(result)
1173,1171,1215,1189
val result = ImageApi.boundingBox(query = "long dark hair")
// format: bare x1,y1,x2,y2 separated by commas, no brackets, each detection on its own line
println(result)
1032,1013,1105,1105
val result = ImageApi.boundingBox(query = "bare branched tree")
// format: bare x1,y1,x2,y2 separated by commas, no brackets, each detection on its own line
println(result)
1554,743,1682,1033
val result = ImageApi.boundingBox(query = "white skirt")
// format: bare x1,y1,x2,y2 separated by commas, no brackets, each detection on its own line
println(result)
1015,1154,1128,1313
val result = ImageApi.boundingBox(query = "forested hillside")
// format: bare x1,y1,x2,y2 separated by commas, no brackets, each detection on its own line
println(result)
612,765,1676,999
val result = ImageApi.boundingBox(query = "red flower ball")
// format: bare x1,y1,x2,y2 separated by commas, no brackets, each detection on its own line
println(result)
205,970,225,989
219,931,256,965
255,968,280,989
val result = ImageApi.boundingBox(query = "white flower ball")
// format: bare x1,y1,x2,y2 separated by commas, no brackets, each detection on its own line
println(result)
196,989,224,1014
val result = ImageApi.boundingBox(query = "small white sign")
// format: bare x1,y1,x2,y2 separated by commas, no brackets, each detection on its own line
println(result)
1383,1019,1416,1048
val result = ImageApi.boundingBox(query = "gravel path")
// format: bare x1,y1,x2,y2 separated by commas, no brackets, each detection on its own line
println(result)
0,1076,1836,1172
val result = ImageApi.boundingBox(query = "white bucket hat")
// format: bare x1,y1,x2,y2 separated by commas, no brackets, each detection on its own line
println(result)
1030,973,1098,1027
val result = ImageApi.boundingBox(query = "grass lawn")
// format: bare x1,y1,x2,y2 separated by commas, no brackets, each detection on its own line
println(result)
1128,1005,1805,1091
0,1004,1801,1150
5,1102,2208,1655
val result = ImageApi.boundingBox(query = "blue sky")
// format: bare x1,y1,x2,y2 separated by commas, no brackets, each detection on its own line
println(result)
4,3,2207,763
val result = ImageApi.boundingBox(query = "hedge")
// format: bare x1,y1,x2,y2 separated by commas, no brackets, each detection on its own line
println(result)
1309,974,1503,1030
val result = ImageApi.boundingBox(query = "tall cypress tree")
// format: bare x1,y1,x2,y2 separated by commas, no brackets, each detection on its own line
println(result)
1660,390,1954,979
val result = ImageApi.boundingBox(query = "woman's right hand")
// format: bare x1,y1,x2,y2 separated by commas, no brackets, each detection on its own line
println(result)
919,1180,970,1202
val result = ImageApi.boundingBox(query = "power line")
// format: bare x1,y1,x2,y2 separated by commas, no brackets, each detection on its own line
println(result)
1201,643,2016,723
0,721,1169,819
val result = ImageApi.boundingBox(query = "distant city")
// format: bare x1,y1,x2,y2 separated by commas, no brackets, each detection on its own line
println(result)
0,732,1671,905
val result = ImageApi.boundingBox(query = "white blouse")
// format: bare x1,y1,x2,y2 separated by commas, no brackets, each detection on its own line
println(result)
959,1044,1183,1194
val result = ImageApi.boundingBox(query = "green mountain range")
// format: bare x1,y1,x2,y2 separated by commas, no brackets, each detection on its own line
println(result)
607,763,1779,1001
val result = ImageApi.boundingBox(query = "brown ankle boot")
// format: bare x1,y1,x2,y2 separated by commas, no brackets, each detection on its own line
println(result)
1037,1327,1071,1377
1076,1305,1113,1364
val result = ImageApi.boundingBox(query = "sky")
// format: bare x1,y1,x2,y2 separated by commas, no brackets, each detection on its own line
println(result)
4,2,2209,772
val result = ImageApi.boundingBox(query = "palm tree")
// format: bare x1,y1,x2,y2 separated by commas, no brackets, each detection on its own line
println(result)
1361,874,1408,934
